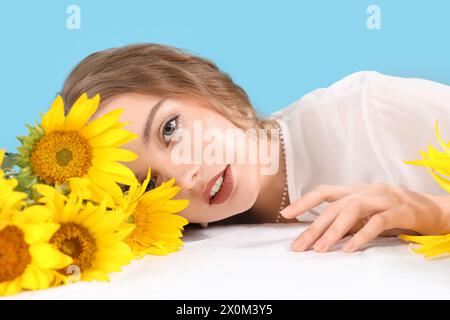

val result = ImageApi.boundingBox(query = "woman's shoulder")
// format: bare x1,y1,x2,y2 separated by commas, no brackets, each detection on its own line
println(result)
272,71,450,121
329,70,381,89
270,70,380,120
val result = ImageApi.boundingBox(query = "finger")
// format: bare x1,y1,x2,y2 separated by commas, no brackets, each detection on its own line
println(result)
292,197,348,251
313,196,390,252
281,183,367,219
342,211,394,252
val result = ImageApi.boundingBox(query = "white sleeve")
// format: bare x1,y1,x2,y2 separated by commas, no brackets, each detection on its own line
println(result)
362,72,450,195
276,71,450,223
275,71,391,222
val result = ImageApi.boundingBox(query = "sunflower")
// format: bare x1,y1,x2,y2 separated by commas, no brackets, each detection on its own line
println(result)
120,169,189,258
16,93,138,205
403,121,450,192
400,120,450,258
0,205,73,296
0,157,74,295
398,234,450,258
33,184,134,281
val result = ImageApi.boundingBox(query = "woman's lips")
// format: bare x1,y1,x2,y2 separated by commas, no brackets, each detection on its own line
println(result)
202,165,234,205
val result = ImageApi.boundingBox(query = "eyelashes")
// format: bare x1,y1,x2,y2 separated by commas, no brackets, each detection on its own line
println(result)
140,113,181,191
145,175,158,192
160,113,180,146
134,173,159,192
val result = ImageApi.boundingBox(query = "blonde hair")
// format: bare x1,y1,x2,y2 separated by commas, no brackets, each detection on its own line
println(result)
61,43,277,132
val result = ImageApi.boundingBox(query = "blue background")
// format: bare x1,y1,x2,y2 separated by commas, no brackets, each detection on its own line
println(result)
1,0,450,152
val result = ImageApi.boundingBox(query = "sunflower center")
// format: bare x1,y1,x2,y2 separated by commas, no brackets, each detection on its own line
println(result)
125,203,154,250
56,148,73,166
31,130,93,184
50,222,96,273
0,226,32,282
126,215,135,224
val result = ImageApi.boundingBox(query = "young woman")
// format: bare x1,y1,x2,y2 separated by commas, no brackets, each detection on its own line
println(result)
60,43,450,253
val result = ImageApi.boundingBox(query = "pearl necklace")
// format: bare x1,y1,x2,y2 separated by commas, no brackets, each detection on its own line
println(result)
275,123,289,223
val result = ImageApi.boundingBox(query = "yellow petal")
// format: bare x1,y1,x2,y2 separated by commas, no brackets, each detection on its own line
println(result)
399,234,444,244
84,179,116,208
67,178,92,200
19,205,52,224
21,223,58,244
87,170,123,200
20,265,53,291
0,149,5,167
89,128,138,148
93,160,138,186
0,279,22,296
42,95,65,133
425,164,450,193
65,94,100,130
30,243,73,270
97,224,135,246
92,147,138,162
434,121,450,157
80,108,124,139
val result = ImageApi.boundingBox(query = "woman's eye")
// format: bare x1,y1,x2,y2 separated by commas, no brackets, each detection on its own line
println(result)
162,115,179,145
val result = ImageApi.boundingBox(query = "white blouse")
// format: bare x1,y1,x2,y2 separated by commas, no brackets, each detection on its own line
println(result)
271,71,450,222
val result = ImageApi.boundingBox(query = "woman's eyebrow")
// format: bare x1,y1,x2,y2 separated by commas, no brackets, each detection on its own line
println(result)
142,98,167,144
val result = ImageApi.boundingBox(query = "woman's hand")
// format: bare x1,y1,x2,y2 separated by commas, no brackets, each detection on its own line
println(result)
280,183,450,253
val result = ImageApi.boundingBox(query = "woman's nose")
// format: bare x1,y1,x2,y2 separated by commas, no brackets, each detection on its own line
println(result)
176,165,200,192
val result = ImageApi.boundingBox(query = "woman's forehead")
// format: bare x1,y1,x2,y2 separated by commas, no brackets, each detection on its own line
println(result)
96,93,160,118
96,93,209,118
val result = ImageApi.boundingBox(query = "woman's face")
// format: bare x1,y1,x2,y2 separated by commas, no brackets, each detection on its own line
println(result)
93,93,262,223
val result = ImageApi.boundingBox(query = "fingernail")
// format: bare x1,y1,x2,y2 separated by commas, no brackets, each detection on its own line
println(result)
280,206,290,217
293,238,305,251
343,240,355,252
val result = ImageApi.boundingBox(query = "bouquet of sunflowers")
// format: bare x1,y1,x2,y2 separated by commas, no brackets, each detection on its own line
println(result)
0,93,189,296
400,121,450,258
